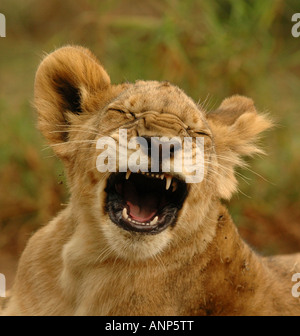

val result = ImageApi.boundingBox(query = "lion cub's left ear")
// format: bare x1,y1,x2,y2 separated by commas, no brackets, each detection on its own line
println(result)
34,45,111,158
207,95,273,199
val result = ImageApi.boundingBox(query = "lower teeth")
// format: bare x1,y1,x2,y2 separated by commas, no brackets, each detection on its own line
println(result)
150,216,158,225
122,208,159,226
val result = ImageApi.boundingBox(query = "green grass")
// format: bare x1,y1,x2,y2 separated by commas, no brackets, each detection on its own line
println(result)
1,0,300,254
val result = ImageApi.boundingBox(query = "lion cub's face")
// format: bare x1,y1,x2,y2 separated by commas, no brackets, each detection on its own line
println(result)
91,81,214,259
34,46,271,261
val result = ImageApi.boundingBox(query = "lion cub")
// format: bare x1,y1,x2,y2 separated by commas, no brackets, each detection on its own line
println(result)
2,46,300,316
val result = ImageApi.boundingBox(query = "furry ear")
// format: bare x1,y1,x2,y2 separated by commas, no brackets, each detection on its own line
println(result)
207,95,273,199
34,45,111,155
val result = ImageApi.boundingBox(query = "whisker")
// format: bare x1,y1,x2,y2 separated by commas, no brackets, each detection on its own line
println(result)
50,129,100,136
216,154,273,184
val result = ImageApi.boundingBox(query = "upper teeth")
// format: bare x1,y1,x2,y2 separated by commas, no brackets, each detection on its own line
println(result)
125,171,176,191
172,181,177,192
165,176,172,190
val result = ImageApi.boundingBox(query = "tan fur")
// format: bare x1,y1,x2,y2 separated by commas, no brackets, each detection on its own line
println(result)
2,46,300,316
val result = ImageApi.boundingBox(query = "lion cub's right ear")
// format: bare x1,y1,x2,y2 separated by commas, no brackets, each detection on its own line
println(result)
34,45,111,157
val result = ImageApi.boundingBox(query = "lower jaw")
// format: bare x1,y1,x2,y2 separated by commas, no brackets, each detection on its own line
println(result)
102,221,173,261
106,205,178,234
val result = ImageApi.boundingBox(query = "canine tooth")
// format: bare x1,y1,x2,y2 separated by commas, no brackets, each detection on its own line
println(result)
122,208,128,219
126,171,131,180
165,176,172,190
172,181,177,192
150,216,158,225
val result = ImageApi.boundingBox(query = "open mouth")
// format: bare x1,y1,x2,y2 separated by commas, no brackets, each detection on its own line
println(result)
105,171,188,234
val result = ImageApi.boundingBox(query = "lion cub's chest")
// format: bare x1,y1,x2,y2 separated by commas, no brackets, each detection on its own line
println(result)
71,264,193,316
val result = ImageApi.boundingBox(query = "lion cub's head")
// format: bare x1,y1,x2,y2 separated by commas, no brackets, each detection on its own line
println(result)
34,46,272,261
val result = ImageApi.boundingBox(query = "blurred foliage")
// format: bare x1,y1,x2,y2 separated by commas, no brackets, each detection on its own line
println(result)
0,0,300,258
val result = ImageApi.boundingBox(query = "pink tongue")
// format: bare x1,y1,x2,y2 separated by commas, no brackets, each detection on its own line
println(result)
123,181,158,222
126,200,157,222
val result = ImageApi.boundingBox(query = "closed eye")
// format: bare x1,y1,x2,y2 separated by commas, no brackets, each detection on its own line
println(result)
186,126,211,137
108,108,125,114
108,108,136,119
128,111,136,118
194,131,210,136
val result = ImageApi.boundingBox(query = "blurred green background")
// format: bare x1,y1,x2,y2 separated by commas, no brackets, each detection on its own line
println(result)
1,0,300,285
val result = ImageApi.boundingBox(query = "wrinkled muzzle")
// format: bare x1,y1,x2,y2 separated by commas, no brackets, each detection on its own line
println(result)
101,113,200,234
